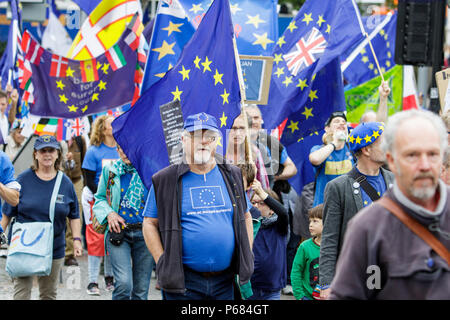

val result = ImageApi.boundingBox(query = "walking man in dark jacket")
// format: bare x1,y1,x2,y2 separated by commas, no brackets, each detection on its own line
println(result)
142,112,254,300
330,110,450,299
319,121,394,299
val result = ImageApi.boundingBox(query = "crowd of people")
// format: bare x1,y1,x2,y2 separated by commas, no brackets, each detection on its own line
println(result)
0,78,449,300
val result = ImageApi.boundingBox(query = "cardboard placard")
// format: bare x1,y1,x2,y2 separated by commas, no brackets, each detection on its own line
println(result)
239,55,273,105
435,68,450,112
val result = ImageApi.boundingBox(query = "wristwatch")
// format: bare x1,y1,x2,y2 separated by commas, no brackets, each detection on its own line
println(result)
329,143,336,150
73,237,82,242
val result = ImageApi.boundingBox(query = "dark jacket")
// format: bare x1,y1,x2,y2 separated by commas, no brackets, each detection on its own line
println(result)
152,158,254,294
320,167,395,287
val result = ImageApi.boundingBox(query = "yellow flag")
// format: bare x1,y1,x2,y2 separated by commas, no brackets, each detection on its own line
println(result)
67,0,141,60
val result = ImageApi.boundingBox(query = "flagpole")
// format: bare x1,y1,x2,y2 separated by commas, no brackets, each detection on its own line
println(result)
232,33,254,164
351,0,385,82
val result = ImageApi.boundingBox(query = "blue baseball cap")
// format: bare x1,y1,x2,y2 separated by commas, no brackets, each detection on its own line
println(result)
348,122,384,153
183,112,219,133
34,135,61,150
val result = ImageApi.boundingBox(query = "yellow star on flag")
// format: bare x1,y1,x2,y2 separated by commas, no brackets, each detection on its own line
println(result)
201,56,212,73
274,67,284,78
287,21,298,32
96,61,102,70
246,14,265,29
98,80,107,91
194,56,201,69
317,15,326,27
325,24,331,34
282,76,293,87
152,40,176,61
213,69,224,86
102,63,110,75
91,93,99,102
59,94,68,104
308,89,318,102
220,89,230,105
56,80,65,90
287,120,299,133
219,112,227,127
216,136,223,147
171,86,183,101
302,13,313,25
276,36,286,48
355,136,362,144
302,107,313,119
364,134,372,143
66,66,75,77
252,33,274,50
361,56,369,63
68,105,77,112
189,3,203,14
230,3,242,15
348,135,355,144
162,21,183,36
273,53,283,65
368,63,374,70
82,105,88,113
296,78,308,90
179,65,190,81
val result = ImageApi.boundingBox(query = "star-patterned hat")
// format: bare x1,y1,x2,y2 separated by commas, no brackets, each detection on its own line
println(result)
348,122,384,153
184,112,219,133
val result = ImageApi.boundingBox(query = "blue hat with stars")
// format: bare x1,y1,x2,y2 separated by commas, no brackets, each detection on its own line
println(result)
184,112,219,133
348,122,384,153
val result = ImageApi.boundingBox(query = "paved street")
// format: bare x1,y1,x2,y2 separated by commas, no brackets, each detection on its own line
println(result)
0,248,295,300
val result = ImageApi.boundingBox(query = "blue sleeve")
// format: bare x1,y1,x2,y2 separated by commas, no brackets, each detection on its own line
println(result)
67,178,80,220
280,148,288,165
0,154,15,185
142,185,158,218
245,193,253,212
81,147,97,171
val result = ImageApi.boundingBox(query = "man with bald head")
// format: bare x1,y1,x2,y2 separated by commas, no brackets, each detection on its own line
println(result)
329,109,450,299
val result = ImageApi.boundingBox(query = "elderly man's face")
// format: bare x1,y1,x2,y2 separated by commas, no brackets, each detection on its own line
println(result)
182,129,218,165
387,118,443,201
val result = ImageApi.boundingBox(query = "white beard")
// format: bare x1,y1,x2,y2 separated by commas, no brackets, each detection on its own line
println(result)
193,149,211,164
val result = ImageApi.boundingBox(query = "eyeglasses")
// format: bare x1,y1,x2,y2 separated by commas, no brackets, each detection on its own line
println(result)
37,148,57,154
251,200,265,206
187,132,217,143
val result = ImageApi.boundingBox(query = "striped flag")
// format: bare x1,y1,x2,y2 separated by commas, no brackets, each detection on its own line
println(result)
25,41,44,66
402,65,419,110
80,58,99,82
105,45,126,71
67,0,142,60
50,55,69,77
35,118,58,136
125,31,140,51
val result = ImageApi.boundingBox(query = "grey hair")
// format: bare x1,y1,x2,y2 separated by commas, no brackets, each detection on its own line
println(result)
381,109,448,156
444,146,450,168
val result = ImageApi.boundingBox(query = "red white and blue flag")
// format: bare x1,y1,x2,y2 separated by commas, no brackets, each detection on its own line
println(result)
283,27,327,77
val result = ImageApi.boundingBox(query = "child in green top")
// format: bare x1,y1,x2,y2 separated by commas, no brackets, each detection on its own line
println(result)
291,204,323,300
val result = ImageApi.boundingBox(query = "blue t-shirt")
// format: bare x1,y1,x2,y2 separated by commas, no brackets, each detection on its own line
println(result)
0,151,17,212
144,166,245,272
82,143,119,185
266,146,289,165
310,144,354,207
2,169,79,259
358,168,387,207
118,173,148,224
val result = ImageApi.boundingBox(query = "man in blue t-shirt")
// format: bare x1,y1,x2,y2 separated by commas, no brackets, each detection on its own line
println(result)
142,112,254,300
309,111,354,207
319,122,395,299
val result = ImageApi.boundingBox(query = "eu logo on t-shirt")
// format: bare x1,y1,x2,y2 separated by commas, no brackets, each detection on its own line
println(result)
190,186,225,209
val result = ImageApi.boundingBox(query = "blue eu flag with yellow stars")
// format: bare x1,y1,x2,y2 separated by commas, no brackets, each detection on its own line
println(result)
260,0,364,130
281,58,346,195
142,0,278,93
112,0,242,189
341,11,397,87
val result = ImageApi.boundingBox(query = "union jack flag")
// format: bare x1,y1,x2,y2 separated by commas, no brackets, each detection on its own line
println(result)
283,27,327,77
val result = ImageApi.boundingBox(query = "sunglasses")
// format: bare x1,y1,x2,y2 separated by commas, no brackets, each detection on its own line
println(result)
37,148,57,154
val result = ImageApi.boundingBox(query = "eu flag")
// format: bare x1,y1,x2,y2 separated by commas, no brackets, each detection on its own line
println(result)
0,0,20,90
259,0,364,130
281,58,346,195
341,11,397,87
112,0,242,189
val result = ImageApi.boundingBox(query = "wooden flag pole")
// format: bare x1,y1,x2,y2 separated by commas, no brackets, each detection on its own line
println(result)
232,34,254,164
366,33,385,82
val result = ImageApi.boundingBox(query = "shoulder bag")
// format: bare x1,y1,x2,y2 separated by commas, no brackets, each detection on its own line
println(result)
6,171,63,277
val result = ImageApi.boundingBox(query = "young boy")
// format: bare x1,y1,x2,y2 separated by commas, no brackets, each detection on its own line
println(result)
291,204,323,300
